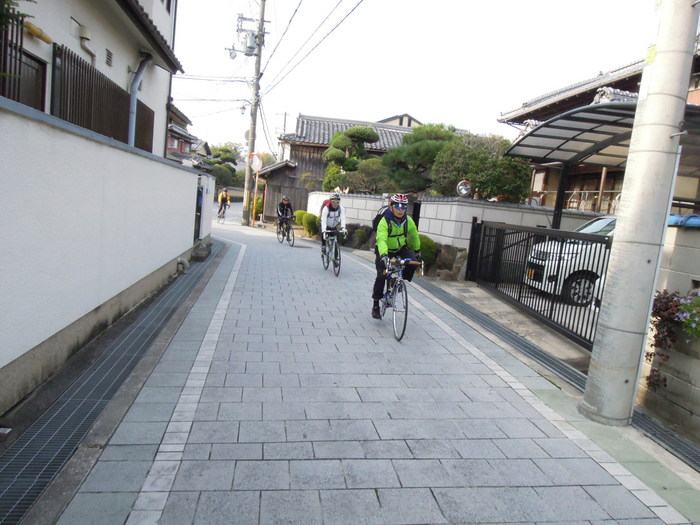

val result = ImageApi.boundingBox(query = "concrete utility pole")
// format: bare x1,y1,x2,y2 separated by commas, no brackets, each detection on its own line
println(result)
580,0,700,425
241,0,266,226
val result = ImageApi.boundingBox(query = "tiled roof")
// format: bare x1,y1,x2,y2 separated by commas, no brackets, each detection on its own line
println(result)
116,0,184,73
280,115,414,151
498,60,644,123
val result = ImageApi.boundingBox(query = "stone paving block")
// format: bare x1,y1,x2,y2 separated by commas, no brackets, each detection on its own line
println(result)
134,386,183,403
457,419,509,439
374,419,465,440
534,458,620,486
434,486,549,523
263,373,300,387
241,386,282,402
233,460,290,490
193,490,260,525
224,373,262,387
160,492,199,525
534,485,611,521
282,387,362,403
377,488,447,524
585,485,657,519
78,459,151,492
204,372,226,386
313,440,365,459
392,459,456,487
144,372,189,387
194,402,220,421
260,490,323,525
492,438,550,459
171,460,235,491
534,437,589,458
56,492,137,525
100,444,158,461
210,443,262,460
489,458,555,487
183,443,211,459
280,362,315,374
360,440,413,459
109,421,168,445
342,459,400,488
264,441,314,459
495,418,549,439
451,439,507,459
261,402,307,420
405,439,461,459
200,387,243,403
329,420,380,441
188,421,239,443
290,459,346,489
217,401,262,421
319,489,383,525
238,420,286,442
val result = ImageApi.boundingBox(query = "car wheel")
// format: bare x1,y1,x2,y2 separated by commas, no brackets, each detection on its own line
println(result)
562,273,597,306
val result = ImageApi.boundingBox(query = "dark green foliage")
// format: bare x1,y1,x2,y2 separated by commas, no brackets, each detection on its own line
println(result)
322,164,347,192
432,136,531,202
1,1,33,31
211,164,234,187
342,157,360,172
323,146,346,164
345,158,395,194
302,213,319,236
345,126,379,144
382,124,458,192
329,132,353,151
418,234,438,270
354,227,371,247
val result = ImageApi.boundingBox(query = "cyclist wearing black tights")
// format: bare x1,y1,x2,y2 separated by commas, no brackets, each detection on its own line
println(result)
277,196,294,229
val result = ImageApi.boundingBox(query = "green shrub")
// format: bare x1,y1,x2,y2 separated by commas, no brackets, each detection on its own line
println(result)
354,227,370,246
419,234,438,270
303,213,319,236
294,210,306,225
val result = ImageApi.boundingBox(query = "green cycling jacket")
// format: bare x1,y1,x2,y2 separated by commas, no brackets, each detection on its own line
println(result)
375,213,420,256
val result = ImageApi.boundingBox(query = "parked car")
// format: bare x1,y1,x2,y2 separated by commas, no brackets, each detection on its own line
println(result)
523,216,616,306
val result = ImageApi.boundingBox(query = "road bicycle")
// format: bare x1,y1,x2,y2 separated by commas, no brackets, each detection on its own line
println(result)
276,216,295,246
217,204,229,223
321,228,344,276
380,257,423,341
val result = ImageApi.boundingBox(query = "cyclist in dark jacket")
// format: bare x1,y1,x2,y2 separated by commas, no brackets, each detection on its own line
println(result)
277,196,294,228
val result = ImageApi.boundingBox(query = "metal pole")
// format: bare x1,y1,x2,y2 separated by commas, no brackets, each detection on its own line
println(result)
241,0,265,226
580,0,699,426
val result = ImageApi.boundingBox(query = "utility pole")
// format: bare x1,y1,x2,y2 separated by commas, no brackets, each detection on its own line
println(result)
580,0,700,425
241,0,266,226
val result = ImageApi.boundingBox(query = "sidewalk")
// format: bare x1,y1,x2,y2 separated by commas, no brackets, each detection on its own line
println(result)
22,220,700,524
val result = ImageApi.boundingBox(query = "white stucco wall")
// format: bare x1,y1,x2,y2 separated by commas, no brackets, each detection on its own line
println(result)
0,100,206,371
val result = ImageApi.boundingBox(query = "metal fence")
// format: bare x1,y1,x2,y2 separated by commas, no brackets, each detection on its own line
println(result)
0,5,23,102
472,221,612,349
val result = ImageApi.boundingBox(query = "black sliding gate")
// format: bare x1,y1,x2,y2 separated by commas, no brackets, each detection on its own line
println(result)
469,220,612,350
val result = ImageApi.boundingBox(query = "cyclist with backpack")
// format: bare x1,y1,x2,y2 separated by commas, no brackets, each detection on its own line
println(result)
320,193,347,255
371,193,421,319
217,187,231,218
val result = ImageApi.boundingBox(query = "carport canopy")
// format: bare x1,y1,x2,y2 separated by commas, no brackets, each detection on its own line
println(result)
504,101,700,226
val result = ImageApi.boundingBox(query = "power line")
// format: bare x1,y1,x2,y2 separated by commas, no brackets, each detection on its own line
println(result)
261,0,304,75
173,74,248,83
262,0,344,92
258,101,277,155
263,0,365,96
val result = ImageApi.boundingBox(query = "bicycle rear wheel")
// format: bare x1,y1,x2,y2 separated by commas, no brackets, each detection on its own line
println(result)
322,240,330,270
392,280,408,341
332,243,341,276
276,224,285,243
287,225,295,246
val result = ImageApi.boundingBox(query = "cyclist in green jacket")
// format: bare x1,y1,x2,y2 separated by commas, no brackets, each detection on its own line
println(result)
372,193,421,319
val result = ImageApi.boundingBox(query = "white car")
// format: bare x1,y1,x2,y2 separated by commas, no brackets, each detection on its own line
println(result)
523,216,616,306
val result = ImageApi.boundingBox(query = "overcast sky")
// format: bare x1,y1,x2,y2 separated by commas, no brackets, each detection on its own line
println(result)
171,0,658,154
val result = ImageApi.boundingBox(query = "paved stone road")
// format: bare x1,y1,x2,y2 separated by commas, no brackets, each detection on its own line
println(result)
45,218,696,524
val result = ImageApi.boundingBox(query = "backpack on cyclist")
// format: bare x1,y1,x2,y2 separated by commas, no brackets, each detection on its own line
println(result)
372,205,407,237
318,199,331,217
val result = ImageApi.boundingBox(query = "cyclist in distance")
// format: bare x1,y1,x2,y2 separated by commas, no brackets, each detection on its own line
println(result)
277,195,294,229
320,193,347,255
217,187,231,217
372,193,421,319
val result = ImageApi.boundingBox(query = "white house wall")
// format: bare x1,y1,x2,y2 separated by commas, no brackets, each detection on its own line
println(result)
19,0,175,154
0,99,209,413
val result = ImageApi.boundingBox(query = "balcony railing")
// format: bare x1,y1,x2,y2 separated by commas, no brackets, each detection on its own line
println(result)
530,190,622,214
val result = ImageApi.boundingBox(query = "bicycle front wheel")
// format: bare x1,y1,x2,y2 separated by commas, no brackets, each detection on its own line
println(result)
277,225,285,243
332,243,341,276
392,280,408,341
287,225,295,246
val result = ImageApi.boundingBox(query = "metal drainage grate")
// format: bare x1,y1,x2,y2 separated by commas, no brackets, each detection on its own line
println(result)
415,278,700,474
0,242,223,525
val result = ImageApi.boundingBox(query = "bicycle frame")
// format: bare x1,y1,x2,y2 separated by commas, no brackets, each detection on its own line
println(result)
380,257,423,341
